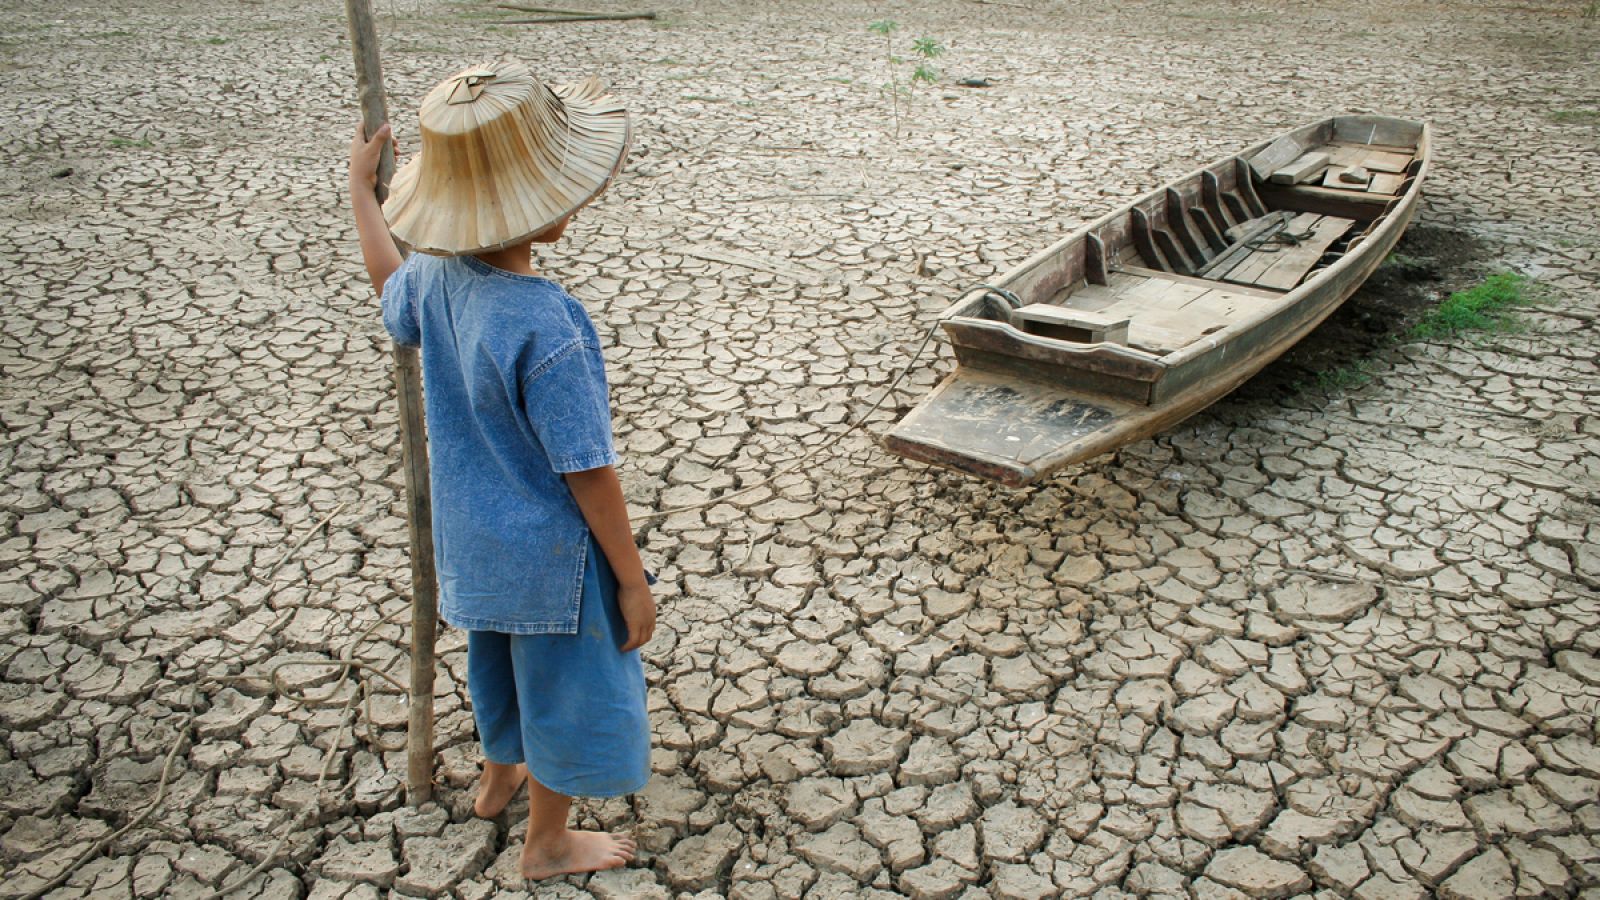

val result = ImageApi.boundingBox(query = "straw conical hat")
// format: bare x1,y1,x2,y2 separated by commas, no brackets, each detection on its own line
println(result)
383,60,630,256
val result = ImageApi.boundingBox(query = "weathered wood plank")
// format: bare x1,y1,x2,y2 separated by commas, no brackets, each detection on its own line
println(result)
1333,115,1424,147
1360,149,1412,174
880,368,1127,486
1215,213,1323,286
1326,138,1418,155
1152,227,1196,275
1368,172,1405,194
1115,264,1286,300
1249,134,1304,180
1269,151,1331,185
1127,323,1191,355
1194,211,1293,279
1325,145,1368,168
1245,215,1354,291
1258,182,1392,219
1017,303,1131,344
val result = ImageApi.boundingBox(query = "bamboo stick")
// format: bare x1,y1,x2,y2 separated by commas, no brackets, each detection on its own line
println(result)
344,0,439,808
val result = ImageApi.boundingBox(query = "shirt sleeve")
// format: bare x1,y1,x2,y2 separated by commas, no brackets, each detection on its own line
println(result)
380,259,420,347
522,341,619,474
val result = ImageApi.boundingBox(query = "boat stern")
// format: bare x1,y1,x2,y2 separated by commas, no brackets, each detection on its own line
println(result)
881,369,1125,487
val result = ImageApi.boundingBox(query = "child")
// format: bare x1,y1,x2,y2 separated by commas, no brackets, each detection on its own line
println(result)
346,60,653,880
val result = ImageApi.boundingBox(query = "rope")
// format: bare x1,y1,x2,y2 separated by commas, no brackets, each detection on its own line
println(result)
1241,226,1317,254
974,283,1023,308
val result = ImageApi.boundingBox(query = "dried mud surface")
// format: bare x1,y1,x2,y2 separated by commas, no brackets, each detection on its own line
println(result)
2,0,1598,898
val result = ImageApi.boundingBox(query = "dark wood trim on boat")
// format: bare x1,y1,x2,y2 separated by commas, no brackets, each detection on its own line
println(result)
1257,183,1391,220
1201,170,1237,231
1234,158,1269,217
1085,233,1108,286
1129,206,1171,273
1189,206,1226,253
1165,188,1208,265
1154,227,1196,275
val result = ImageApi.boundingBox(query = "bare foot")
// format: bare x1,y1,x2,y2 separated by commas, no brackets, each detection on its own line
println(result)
520,830,637,880
474,762,526,818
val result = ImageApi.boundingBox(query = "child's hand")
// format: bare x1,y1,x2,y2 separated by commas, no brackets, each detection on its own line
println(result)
617,581,655,652
348,120,394,190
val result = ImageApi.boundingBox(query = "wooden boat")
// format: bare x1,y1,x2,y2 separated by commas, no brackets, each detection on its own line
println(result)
883,114,1430,487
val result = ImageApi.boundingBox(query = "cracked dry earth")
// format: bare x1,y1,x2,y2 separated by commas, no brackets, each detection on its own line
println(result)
2,0,1598,898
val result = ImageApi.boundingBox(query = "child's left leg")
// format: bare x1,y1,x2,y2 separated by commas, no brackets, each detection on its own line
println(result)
519,774,636,879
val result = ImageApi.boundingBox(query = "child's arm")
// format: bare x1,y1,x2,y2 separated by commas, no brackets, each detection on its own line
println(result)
348,121,404,296
565,466,655,651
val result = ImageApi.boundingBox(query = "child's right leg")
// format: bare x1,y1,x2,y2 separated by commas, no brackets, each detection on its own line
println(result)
466,631,528,818
520,775,636,880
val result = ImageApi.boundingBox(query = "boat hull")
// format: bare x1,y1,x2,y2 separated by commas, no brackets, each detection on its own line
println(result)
884,116,1429,486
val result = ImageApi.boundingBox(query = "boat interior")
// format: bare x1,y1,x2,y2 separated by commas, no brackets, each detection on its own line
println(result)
947,116,1427,368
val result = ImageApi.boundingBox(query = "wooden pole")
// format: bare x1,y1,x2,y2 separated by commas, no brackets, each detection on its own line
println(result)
344,0,439,807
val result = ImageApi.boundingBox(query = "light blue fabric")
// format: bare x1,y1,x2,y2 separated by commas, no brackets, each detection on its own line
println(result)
466,534,651,798
381,253,618,634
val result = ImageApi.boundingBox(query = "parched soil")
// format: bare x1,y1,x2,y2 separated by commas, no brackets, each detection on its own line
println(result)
1,1,1597,898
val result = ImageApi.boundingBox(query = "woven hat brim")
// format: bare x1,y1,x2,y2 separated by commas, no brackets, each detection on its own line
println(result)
384,77,630,257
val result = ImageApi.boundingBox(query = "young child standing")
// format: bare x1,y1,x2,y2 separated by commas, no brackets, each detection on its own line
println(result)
346,60,653,880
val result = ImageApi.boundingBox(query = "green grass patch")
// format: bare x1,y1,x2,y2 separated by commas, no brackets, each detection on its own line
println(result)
1409,272,1537,340
107,136,154,149
1550,108,1599,125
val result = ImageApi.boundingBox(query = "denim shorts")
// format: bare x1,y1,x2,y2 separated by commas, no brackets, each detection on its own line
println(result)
465,535,651,798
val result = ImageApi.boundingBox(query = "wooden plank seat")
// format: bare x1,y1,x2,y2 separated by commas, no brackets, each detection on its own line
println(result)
1046,270,1273,356
1317,142,1413,196
1203,212,1356,291
1015,305,1130,344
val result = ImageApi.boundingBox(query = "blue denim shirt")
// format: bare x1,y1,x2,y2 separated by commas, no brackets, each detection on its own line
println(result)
381,254,617,634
